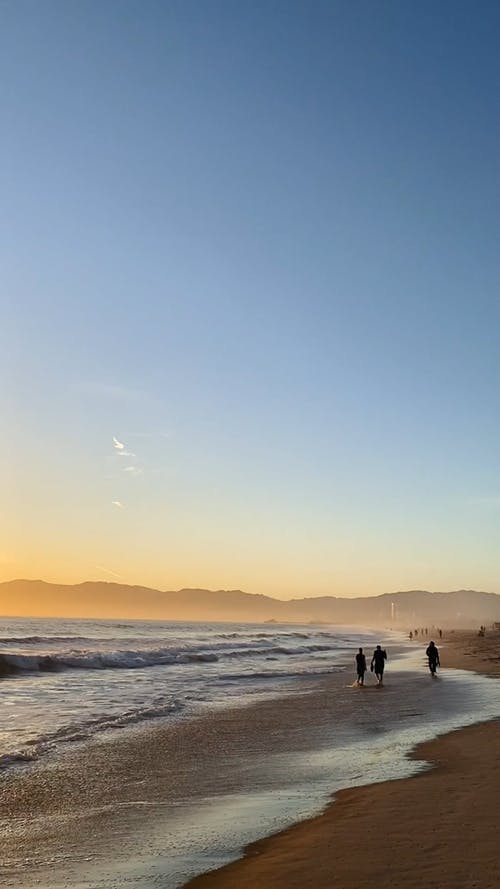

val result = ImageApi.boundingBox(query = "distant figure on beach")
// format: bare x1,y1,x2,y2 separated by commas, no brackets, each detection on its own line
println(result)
426,641,440,676
438,628,442,639
355,647,367,686
409,631,413,641
371,645,387,685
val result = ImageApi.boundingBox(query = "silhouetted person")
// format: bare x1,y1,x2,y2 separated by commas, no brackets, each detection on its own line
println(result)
426,641,440,676
409,631,413,641
371,645,387,685
355,647,367,686
438,628,442,639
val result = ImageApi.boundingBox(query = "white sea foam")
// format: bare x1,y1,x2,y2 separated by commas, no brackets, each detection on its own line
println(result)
0,617,386,770
0,640,343,676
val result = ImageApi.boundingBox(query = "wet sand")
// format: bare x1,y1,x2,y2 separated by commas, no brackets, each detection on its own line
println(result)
1,631,499,888
0,670,401,887
187,630,500,889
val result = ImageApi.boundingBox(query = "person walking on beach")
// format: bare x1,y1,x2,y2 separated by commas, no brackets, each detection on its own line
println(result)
370,645,387,685
355,647,367,686
426,640,440,676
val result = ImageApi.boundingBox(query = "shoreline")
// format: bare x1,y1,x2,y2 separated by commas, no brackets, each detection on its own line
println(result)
186,719,500,889
1,630,499,888
186,629,500,889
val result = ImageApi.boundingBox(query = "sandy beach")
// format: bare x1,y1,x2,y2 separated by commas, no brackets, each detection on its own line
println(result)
187,630,500,889
1,630,499,888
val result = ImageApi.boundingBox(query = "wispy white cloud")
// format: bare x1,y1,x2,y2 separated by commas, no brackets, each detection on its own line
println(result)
108,434,152,509
112,436,136,458
122,465,144,476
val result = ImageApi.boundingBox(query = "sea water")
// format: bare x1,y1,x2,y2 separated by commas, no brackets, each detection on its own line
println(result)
2,619,500,889
0,617,384,767
78,652,500,889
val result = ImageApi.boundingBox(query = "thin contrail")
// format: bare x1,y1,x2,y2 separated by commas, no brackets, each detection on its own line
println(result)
94,564,123,579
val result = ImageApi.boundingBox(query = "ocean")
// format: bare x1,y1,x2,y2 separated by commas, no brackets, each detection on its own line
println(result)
2,618,500,888
0,616,383,768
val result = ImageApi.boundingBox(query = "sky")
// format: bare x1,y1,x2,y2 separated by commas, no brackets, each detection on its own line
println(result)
2,0,500,599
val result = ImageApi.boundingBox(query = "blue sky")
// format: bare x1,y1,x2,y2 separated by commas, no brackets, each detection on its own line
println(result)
2,0,500,596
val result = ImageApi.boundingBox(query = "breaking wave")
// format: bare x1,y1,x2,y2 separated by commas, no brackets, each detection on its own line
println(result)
0,617,371,773
0,641,337,676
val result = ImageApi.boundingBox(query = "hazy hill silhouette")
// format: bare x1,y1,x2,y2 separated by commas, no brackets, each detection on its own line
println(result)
1,580,500,627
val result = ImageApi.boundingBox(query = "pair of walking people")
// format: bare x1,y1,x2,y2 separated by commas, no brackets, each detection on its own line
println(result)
356,645,387,686
355,641,441,686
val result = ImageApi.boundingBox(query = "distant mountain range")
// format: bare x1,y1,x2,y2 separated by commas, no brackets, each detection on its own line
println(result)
1,579,500,628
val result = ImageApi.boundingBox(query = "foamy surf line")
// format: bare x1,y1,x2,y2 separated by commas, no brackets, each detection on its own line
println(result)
0,619,387,772
2,654,500,889
0,642,341,676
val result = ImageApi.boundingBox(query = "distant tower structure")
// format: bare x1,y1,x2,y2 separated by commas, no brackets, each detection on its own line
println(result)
391,601,395,622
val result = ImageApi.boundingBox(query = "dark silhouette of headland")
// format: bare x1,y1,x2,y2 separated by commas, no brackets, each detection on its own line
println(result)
1,579,500,627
